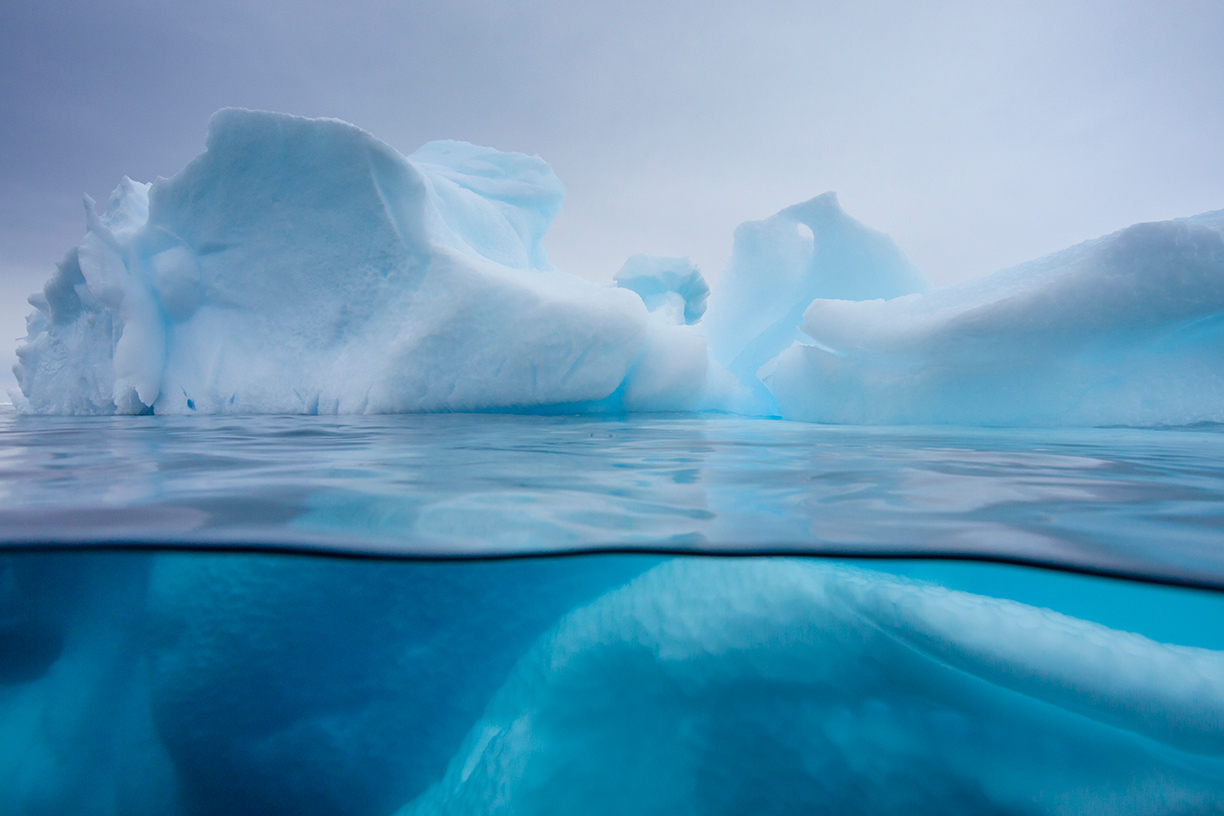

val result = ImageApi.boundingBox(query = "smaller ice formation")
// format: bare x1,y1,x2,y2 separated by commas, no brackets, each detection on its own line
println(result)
613,255,709,326
401,559,1224,816
767,210,1224,426
701,192,930,414
12,107,1224,426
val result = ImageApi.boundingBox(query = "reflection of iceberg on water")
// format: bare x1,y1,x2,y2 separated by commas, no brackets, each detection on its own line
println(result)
2,554,1221,815
13,109,1224,426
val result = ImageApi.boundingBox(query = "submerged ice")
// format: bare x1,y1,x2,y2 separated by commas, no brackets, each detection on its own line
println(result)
12,109,1224,426
2,553,1221,816
405,560,1224,816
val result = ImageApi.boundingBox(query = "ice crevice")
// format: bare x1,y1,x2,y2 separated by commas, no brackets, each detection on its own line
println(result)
12,109,1224,427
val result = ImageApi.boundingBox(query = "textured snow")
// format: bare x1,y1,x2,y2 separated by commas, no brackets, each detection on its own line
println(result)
13,110,704,416
767,210,1224,425
12,109,1224,426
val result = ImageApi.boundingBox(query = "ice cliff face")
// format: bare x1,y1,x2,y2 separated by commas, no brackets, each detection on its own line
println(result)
13,109,1224,426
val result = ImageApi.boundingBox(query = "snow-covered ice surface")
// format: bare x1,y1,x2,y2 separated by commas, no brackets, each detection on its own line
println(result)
768,209,1224,426
12,109,1223,426
13,110,706,417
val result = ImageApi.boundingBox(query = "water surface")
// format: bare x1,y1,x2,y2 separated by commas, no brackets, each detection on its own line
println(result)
4,408,1224,814
2,407,1223,587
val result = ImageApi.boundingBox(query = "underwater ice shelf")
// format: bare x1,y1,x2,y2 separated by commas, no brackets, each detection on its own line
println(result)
1,548,1222,816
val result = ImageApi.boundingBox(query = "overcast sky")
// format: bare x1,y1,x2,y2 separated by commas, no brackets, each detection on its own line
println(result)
3,0,1223,394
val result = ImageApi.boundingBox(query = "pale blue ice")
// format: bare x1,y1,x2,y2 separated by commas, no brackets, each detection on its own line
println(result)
13,109,1224,425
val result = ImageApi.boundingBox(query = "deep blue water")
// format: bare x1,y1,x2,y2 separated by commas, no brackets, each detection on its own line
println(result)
2,408,1223,814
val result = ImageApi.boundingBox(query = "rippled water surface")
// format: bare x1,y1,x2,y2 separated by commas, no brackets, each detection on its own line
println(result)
2,406,1223,586
4,407,1224,815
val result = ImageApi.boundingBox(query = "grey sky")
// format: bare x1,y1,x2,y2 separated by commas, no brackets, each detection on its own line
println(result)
3,0,1223,394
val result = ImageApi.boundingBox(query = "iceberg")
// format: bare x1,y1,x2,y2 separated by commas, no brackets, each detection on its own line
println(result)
11,108,1224,427
0,551,651,816
141,554,650,816
0,554,181,816
13,110,706,416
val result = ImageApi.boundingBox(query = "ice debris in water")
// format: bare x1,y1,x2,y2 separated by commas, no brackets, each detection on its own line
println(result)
12,109,1224,426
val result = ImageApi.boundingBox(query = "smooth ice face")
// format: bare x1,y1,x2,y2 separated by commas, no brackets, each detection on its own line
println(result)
613,255,709,326
12,110,706,416
408,140,563,272
402,559,1224,816
701,192,931,414
766,210,1224,426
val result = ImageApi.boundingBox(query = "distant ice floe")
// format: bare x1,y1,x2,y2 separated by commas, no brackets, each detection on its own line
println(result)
12,109,1224,426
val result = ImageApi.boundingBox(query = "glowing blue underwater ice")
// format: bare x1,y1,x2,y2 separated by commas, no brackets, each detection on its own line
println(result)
13,109,1224,425
2,552,1222,816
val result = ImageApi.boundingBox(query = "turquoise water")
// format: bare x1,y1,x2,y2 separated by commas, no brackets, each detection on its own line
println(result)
3,409,1224,586
1,408,1223,814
